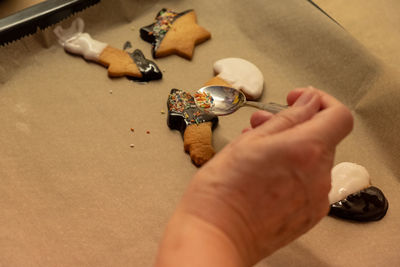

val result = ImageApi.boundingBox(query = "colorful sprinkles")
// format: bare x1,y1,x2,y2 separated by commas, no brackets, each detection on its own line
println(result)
168,90,194,113
194,91,214,109
150,9,179,50
168,89,214,125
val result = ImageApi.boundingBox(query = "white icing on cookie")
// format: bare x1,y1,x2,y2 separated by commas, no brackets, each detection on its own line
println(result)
329,162,371,204
213,58,264,100
54,18,107,61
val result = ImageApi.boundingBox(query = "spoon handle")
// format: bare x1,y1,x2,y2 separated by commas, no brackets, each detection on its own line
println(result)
245,101,287,114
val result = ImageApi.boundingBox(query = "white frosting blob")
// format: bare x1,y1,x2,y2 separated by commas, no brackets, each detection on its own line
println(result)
63,33,107,61
54,18,107,61
329,162,371,204
213,58,264,100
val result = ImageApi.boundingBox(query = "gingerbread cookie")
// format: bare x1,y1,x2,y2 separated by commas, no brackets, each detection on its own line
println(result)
329,162,388,222
140,8,211,59
167,89,218,166
167,58,265,166
54,18,161,81
211,58,264,100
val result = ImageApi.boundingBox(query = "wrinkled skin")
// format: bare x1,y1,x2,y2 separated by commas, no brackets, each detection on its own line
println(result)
156,88,354,267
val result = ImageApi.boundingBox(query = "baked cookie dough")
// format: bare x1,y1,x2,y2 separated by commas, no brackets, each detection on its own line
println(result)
54,18,161,81
140,8,211,60
167,89,218,166
167,58,265,166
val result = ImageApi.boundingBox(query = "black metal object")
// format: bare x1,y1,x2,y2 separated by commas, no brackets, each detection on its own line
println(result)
0,0,100,46
0,0,339,46
307,0,343,28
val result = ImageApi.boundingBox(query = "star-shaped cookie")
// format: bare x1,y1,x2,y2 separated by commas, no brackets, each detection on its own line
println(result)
140,9,211,60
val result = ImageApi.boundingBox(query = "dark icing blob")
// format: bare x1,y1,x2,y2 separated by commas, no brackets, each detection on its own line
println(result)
123,41,162,82
140,8,192,58
123,41,133,51
329,186,389,222
167,88,218,134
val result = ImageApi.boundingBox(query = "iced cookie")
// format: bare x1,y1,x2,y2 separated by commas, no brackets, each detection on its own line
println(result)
54,18,161,81
140,8,211,60
210,58,264,100
166,58,263,166
329,162,389,222
167,89,218,166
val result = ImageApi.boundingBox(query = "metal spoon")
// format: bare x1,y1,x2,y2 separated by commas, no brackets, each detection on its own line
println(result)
194,85,287,116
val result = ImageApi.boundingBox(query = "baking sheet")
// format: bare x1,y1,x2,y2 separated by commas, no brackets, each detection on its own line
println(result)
0,0,399,266
0,0,101,46
0,0,45,18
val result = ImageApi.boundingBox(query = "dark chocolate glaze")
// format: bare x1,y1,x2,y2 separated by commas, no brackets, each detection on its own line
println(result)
329,186,389,222
140,9,193,58
123,41,162,82
140,24,156,44
123,41,133,51
167,88,218,135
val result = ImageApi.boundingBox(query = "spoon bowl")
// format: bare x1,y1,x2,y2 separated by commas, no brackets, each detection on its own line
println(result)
195,85,246,115
195,86,287,116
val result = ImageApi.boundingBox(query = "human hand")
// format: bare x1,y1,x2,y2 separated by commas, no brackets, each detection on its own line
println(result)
155,87,353,267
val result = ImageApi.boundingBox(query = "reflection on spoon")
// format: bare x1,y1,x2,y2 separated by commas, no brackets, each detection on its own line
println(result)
194,86,287,116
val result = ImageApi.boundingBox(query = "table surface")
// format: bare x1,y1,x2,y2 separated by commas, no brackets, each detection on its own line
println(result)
0,0,399,266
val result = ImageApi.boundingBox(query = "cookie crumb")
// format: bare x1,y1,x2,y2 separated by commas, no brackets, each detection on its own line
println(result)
130,128,135,132
161,110,165,114
130,144,135,148
109,90,113,94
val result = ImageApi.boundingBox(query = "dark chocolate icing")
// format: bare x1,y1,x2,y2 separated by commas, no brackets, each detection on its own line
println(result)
123,41,162,82
329,186,389,222
140,9,192,58
123,41,133,51
167,88,218,134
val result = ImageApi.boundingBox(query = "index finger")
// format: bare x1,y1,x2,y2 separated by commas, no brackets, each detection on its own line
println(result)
251,88,322,136
290,89,354,147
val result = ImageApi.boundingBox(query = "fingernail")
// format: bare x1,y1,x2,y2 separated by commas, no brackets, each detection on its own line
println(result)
293,91,314,106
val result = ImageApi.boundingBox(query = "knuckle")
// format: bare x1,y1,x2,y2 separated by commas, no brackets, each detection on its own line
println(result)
275,112,298,128
337,104,354,131
250,110,273,127
305,139,328,162
342,107,354,130
287,137,329,168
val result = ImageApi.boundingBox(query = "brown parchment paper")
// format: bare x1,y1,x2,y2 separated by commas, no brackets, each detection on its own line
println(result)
0,0,399,266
